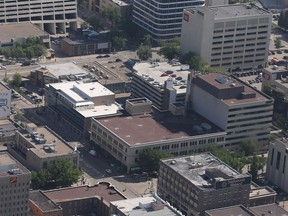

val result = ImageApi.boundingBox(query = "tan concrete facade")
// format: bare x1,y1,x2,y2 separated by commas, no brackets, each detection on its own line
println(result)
180,4,272,72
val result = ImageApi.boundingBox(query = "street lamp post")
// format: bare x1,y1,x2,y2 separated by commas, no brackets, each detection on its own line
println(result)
0,65,7,80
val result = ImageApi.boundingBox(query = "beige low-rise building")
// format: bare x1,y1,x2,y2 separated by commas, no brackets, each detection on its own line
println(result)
90,98,226,173
8,123,79,170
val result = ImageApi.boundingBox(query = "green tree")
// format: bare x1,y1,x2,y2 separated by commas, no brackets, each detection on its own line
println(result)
112,36,126,51
240,140,258,156
138,149,170,172
102,7,121,28
137,44,152,60
87,16,101,30
143,34,152,46
208,145,244,172
278,9,288,29
249,155,260,181
180,52,207,71
159,39,180,60
31,159,82,190
12,73,22,87
275,37,282,49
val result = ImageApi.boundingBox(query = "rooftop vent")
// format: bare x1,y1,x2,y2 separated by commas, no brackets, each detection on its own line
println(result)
215,76,228,84
170,160,176,165
8,168,21,175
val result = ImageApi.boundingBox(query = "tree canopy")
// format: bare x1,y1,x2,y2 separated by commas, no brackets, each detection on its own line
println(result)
138,149,170,172
275,37,282,49
12,73,22,87
159,39,180,60
0,36,46,60
102,7,121,28
278,9,288,29
86,16,101,30
112,36,126,51
180,52,206,71
137,44,152,60
31,159,82,190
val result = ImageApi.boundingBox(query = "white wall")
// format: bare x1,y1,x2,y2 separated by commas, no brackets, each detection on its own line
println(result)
190,84,229,130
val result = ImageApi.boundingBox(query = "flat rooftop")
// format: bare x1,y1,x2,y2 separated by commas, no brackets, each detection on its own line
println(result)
0,119,16,137
133,62,190,94
250,203,288,216
0,152,30,177
211,4,270,19
44,182,125,203
49,81,114,100
95,110,225,145
0,22,48,43
0,81,10,91
18,124,76,158
161,153,251,190
193,73,271,106
38,62,88,79
205,205,255,216
249,186,276,199
29,190,62,212
111,194,182,216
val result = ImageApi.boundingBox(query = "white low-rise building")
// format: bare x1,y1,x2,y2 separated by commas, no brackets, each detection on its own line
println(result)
45,81,120,139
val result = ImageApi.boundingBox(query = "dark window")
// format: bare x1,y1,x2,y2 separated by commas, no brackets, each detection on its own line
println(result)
270,148,274,165
283,156,286,173
276,151,281,170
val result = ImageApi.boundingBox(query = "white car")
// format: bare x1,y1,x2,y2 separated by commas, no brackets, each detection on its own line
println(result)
105,169,112,174
89,149,97,156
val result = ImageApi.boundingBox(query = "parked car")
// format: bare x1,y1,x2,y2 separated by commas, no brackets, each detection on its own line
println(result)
35,98,42,103
89,149,97,156
105,169,112,174
277,50,283,54
96,55,104,58
103,54,110,58
115,58,122,62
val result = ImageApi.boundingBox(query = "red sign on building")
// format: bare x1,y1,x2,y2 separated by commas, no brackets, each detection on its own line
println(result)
10,176,17,184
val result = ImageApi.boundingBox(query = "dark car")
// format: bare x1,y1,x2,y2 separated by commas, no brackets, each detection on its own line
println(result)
103,54,110,58
277,50,283,54
96,55,104,58
115,58,122,62
35,98,42,103
24,90,32,95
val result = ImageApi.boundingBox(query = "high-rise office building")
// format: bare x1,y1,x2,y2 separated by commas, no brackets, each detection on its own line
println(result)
0,0,78,34
133,0,205,40
180,4,272,72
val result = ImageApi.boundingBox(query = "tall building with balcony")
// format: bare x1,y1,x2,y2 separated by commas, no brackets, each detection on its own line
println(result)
133,0,205,40
158,153,252,216
186,72,274,151
0,0,78,34
0,152,31,216
180,4,272,72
